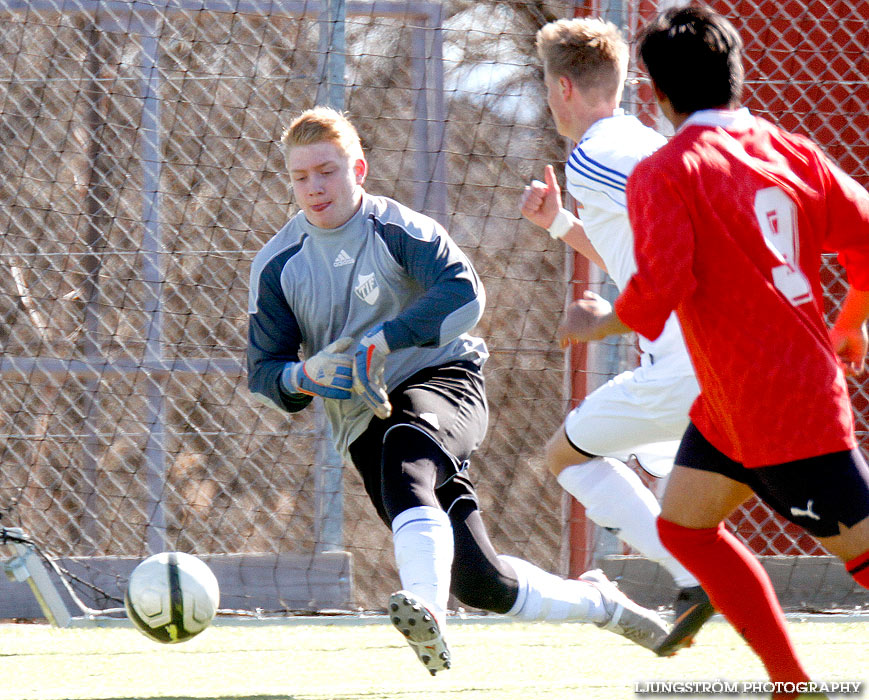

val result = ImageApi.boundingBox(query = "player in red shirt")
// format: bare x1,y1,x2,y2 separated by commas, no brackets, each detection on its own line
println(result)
557,6,869,697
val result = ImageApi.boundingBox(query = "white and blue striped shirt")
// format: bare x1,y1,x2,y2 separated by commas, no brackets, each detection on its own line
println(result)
565,110,693,376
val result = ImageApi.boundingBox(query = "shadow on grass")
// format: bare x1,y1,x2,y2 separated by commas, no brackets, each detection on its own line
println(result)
86,696,436,700
89,694,451,700
89,697,297,700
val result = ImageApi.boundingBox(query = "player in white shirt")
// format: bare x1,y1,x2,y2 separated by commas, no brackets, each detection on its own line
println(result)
520,17,713,655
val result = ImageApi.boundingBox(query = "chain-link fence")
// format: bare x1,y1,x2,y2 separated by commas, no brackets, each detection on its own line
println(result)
0,0,866,617
0,0,573,616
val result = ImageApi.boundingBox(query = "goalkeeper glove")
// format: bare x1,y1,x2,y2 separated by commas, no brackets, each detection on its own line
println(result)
353,324,393,419
281,337,355,400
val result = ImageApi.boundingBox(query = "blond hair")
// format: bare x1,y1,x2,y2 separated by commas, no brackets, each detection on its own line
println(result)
536,18,629,101
281,106,364,161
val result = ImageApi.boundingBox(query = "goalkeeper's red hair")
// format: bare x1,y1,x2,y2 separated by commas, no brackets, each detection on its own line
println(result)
282,106,364,162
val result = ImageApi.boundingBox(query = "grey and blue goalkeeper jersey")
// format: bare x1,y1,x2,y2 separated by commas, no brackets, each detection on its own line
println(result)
247,191,489,459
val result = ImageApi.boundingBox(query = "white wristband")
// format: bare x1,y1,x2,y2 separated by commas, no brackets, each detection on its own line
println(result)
547,208,575,240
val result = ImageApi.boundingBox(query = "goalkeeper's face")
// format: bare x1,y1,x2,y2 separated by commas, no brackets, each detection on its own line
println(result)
287,140,367,229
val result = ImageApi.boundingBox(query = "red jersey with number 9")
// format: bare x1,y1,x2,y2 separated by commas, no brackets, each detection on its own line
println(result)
616,109,869,467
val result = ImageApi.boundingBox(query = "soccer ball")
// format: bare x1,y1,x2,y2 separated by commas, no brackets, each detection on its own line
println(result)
124,551,220,644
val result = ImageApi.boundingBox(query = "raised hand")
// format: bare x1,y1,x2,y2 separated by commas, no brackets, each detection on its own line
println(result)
519,163,563,231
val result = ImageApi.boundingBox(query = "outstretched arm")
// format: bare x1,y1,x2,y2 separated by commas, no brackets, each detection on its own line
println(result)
519,164,607,272
353,213,487,419
821,156,869,377
371,214,484,351
247,242,354,412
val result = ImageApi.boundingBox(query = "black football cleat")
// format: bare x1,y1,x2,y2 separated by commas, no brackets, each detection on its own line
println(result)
656,585,715,657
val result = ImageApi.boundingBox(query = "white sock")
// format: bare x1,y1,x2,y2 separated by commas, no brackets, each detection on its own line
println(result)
501,555,607,623
557,457,699,588
391,506,454,628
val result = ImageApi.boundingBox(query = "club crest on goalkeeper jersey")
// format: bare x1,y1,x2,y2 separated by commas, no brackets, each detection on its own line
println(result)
564,110,693,377
247,192,488,459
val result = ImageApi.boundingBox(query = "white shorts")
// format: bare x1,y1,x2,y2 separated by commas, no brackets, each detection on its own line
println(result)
564,365,700,477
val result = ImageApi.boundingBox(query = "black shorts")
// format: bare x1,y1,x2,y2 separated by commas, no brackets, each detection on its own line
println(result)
348,360,487,524
676,422,869,538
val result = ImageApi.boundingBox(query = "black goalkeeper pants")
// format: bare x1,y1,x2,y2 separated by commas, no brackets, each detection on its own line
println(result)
348,361,520,614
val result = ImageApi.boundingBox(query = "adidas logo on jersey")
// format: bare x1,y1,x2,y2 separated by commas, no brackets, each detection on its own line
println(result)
333,250,355,267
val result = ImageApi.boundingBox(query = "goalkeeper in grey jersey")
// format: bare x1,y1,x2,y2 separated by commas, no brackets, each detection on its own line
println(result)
247,106,670,674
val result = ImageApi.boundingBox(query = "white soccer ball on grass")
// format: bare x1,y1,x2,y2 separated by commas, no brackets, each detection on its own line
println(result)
124,551,220,644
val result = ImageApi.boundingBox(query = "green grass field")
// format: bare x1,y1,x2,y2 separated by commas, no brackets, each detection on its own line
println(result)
0,618,865,700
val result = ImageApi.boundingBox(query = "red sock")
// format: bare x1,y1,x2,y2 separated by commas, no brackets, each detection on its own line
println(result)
846,550,869,589
657,517,810,690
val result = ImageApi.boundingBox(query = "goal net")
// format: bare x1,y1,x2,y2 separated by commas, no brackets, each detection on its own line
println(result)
0,0,865,620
